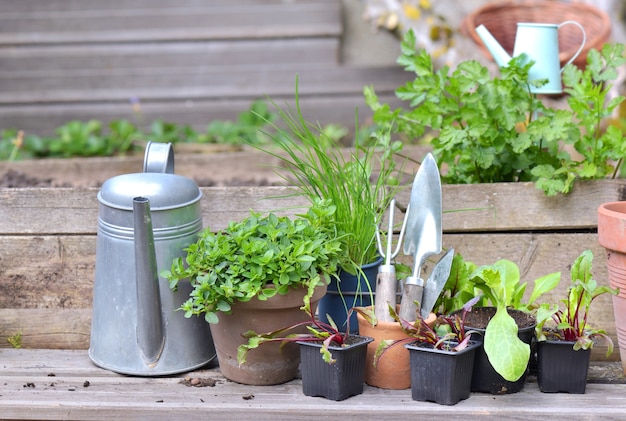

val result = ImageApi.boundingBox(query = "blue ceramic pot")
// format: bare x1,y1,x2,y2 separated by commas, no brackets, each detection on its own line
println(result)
317,258,382,334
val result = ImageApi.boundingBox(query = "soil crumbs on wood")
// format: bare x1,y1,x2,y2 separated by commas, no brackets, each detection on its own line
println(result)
0,170,71,187
179,377,219,387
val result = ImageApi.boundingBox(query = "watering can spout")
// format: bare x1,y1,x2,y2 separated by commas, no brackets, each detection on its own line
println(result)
133,196,165,366
475,24,512,67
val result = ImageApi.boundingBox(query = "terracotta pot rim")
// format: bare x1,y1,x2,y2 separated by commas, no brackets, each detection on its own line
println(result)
230,283,327,311
598,201,626,217
355,305,437,327
597,201,626,252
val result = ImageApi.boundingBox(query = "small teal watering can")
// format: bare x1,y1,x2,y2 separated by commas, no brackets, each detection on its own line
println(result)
475,21,586,94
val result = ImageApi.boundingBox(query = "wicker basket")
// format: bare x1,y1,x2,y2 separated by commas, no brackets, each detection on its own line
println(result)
461,1,611,68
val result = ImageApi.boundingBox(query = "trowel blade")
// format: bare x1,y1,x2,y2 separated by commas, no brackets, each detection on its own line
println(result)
420,248,455,319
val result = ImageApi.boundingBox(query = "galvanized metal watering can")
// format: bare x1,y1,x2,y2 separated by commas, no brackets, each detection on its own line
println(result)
89,142,215,376
475,21,586,94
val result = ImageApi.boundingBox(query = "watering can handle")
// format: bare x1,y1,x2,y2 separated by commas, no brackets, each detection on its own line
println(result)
559,21,587,71
143,141,175,174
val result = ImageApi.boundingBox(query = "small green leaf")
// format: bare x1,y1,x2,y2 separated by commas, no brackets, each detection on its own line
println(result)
204,312,219,324
527,272,561,308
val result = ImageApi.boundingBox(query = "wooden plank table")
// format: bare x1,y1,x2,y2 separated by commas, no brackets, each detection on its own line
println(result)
1,349,626,420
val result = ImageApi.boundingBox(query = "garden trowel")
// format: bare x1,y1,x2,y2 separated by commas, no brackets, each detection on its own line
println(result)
398,153,442,321
419,247,454,319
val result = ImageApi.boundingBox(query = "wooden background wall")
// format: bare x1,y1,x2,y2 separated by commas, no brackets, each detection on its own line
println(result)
1,150,625,363
0,0,409,135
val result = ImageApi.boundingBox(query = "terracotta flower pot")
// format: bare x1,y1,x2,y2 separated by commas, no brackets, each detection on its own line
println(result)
209,284,326,385
598,201,626,374
356,306,436,389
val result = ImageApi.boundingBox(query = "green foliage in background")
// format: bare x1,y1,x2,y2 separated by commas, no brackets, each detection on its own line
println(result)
366,29,626,195
0,100,277,161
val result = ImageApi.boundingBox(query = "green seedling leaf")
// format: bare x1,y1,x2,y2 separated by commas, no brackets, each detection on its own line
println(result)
484,307,530,382
526,271,561,309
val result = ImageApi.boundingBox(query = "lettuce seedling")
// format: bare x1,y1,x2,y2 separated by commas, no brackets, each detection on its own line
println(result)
470,260,560,382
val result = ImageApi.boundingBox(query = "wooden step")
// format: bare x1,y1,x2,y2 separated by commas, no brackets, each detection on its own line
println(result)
0,0,388,133
0,0,342,45
0,64,410,104
0,93,406,136
0,349,624,420
0,39,340,73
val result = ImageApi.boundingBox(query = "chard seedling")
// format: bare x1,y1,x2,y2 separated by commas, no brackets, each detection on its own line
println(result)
238,293,358,365
368,297,480,366
536,250,618,355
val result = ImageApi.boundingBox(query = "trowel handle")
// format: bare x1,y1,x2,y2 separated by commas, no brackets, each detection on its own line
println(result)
374,266,398,323
398,277,424,322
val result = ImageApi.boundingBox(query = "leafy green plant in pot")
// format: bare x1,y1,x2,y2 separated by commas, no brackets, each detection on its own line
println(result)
372,298,481,405
249,77,407,333
238,296,373,401
448,255,560,394
535,250,618,394
162,199,346,385
366,29,626,196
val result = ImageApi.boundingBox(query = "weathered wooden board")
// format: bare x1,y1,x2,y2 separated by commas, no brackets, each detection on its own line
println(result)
0,349,625,420
0,233,609,310
1,181,624,358
0,0,342,45
0,236,95,309
0,93,406,136
0,64,411,104
0,232,617,359
0,39,339,72
442,179,626,230
1,180,625,234
0,309,91,350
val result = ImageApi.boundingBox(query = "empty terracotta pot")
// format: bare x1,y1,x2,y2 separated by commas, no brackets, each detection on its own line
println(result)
598,201,626,374
356,306,436,389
